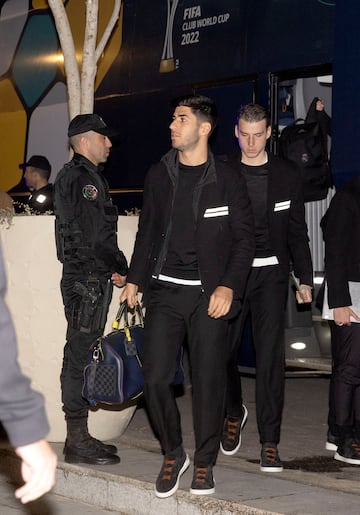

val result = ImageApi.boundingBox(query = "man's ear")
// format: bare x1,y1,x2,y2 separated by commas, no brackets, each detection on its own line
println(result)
200,121,212,136
234,124,239,138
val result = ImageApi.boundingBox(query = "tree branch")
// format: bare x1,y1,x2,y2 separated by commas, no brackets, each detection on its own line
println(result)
95,0,122,63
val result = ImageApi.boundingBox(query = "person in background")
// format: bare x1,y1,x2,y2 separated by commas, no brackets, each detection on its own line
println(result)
311,98,339,452
220,103,313,472
314,97,331,139
321,175,360,465
53,114,128,466
0,240,57,504
19,155,54,213
121,94,255,498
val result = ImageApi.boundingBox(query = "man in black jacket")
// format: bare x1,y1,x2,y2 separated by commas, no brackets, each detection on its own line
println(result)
121,95,255,498
321,176,360,464
20,155,54,213
220,103,313,472
54,114,128,466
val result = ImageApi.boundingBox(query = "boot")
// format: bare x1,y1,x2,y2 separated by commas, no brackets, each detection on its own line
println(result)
64,418,120,465
63,417,118,454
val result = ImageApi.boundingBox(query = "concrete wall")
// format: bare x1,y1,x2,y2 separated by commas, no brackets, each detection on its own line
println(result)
0,215,139,442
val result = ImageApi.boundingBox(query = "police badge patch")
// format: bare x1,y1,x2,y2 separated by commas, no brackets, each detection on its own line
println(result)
83,184,98,200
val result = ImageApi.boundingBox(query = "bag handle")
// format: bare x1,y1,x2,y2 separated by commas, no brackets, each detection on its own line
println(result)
112,301,144,331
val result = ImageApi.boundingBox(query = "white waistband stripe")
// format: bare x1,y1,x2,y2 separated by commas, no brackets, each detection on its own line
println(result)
153,274,202,286
252,256,279,267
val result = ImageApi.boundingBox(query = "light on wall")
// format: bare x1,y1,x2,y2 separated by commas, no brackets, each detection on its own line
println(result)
290,342,307,351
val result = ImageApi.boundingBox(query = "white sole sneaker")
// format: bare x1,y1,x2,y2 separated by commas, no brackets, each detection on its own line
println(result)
325,441,338,451
334,451,360,465
220,404,248,456
260,464,283,472
154,454,190,498
189,486,215,495
190,479,216,495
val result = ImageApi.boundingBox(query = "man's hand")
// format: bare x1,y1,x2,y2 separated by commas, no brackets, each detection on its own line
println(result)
111,272,127,288
296,284,312,304
14,439,57,504
120,282,139,308
334,306,360,327
208,286,233,319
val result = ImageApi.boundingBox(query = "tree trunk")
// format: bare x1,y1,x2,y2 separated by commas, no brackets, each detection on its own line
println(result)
48,0,122,118
47,0,81,119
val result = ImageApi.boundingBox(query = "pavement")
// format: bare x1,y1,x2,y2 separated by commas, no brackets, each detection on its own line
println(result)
1,374,360,514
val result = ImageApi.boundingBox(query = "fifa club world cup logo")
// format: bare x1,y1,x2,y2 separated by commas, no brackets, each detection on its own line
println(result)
160,0,179,73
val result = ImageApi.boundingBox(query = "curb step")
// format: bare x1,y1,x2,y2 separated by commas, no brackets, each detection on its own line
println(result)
0,448,278,515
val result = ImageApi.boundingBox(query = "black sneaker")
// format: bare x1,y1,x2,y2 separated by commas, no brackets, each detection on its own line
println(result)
325,430,339,451
155,451,190,498
220,404,248,456
190,464,215,495
334,438,360,465
260,442,283,472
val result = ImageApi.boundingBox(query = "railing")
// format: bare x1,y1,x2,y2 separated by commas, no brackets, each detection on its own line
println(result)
9,188,144,197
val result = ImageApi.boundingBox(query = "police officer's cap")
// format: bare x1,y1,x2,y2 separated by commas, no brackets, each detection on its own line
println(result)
19,155,51,173
68,113,117,138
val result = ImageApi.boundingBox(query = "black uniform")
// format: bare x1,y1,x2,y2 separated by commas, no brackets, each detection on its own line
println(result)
54,153,128,420
28,183,54,213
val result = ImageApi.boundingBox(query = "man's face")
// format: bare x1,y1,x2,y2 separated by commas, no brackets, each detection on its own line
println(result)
169,106,204,153
86,131,112,165
24,167,36,190
235,118,271,164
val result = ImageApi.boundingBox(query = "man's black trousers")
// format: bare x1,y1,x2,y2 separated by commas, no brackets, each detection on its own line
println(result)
330,321,360,435
60,271,112,420
226,266,288,444
142,280,230,466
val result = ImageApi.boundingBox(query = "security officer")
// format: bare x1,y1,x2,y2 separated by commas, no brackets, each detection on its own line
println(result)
20,155,54,213
54,114,128,465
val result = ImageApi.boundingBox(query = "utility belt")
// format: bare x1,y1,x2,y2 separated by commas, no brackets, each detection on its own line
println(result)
71,277,112,334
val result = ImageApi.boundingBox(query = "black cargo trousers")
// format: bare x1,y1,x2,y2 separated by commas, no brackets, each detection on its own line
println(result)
60,264,113,419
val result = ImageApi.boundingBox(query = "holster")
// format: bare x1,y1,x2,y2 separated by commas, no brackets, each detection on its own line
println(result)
72,278,112,333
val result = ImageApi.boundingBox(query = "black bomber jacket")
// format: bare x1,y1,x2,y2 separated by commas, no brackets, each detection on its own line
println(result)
127,148,255,303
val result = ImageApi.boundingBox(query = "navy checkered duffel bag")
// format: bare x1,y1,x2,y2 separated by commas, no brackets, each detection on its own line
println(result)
82,302,144,405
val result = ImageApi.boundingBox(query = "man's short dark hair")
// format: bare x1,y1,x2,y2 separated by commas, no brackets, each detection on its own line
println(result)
236,103,270,128
35,168,51,182
172,94,218,134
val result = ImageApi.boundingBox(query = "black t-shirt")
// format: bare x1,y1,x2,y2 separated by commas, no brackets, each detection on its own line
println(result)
162,163,205,280
240,162,274,258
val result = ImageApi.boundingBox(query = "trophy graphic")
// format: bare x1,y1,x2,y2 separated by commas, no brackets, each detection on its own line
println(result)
160,0,179,73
